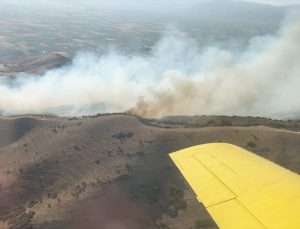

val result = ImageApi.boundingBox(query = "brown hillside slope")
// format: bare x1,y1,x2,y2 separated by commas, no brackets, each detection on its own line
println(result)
0,114,299,229
0,53,70,77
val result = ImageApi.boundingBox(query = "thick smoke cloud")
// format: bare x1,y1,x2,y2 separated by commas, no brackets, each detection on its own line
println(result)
1,13,299,119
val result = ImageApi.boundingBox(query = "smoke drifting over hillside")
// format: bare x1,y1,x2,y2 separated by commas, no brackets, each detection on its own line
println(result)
1,13,299,119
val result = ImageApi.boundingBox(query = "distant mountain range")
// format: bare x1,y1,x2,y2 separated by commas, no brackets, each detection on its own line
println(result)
174,0,300,29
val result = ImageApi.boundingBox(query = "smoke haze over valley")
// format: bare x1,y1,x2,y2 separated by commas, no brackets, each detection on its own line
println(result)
1,15,300,118
0,0,299,119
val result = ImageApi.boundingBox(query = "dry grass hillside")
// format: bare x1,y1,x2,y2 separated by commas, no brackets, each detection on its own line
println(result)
0,114,299,229
0,53,70,77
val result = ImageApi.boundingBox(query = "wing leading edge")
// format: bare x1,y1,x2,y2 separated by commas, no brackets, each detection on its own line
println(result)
169,143,300,229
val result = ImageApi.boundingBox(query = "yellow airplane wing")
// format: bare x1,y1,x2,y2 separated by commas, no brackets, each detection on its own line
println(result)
169,143,300,229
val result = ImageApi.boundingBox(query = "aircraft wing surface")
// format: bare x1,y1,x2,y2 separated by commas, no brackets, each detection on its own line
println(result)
169,143,300,229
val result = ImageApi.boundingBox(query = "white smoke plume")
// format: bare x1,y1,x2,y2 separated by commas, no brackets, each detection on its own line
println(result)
1,13,300,119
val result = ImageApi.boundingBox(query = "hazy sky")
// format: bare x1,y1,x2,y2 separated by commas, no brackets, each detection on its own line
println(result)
3,0,300,4
243,0,300,5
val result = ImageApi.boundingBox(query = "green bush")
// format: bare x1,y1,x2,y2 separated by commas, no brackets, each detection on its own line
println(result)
195,219,214,229
247,141,257,148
